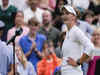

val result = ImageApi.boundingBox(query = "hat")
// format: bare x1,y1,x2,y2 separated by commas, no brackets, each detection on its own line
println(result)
62,5,77,16
0,20,5,30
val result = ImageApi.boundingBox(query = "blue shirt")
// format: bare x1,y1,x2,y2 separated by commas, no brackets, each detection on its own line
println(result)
19,33,46,71
77,20,94,39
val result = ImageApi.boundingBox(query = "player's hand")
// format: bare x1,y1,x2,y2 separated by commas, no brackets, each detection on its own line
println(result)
67,57,78,67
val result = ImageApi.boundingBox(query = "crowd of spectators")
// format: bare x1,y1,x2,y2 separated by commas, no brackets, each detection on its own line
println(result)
0,0,100,75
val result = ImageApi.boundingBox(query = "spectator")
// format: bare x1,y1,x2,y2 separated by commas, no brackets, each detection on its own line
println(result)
39,0,56,11
88,0,100,15
73,0,90,9
19,17,46,72
11,0,28,11
7,11,29,46
77,19,94,39
37,41,61,75
15,46,36,75
38,10,60,47
23,0,45,24
54,32,66,58
82,10,96,30
0,0,17,42
87,27,100,75
0,21,13,75
53,0,68,31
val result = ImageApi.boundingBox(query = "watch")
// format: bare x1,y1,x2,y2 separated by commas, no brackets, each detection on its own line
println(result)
76,59,81,65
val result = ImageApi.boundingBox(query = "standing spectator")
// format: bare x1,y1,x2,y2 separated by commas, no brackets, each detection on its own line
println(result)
19,17,46,72
38,10,60,47
0,21,13,75
0,0,17,42
37,41,61,75
61,5,94,75
87,27,100,75
23,0,45,24
7,11,29,46
15,46,36,75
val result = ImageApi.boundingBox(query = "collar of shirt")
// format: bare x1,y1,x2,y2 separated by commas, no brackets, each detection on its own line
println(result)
1,4,10,11
26,34,38,43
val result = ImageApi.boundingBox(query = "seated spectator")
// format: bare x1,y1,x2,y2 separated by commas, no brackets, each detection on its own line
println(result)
54,32,66,58
0,0,17,42
73,0,90,10
12,0,28,11
53,0,68,31
82,10,96,30
39,0,56,11
38,10,60,47
19,17,46,72
23,0,45,24
88,0,100,15
7,11,29,46
15,46,36,75
37,41,61,75
87,27,100,75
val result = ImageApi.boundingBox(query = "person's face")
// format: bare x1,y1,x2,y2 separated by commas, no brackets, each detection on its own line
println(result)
2,0,9,6
15,12,24,26
92,31,100,45
29,25,39,34
43,42,49,49
58,0,64,8
29,0,39,8
85,15,93,24
61,9,76,28
43,42,51,57
16,47,23,62
42,12,52,25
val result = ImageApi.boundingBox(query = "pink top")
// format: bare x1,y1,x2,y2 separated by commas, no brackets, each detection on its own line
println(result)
7,26,29,46
87,56,100,75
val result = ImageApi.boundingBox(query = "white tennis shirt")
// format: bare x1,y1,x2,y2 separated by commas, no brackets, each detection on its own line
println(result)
61,25,94,75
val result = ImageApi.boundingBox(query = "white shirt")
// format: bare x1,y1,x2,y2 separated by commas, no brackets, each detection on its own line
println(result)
92,47,100,56
10,0,28,11
61,25,94,75
23,7,44,24
73,0,90,9
0,40,13,75
16,61,36,75
0,0,28,11
67,0,89,9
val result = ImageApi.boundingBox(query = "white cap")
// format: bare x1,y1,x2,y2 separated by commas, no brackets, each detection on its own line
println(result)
63,5,77,16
